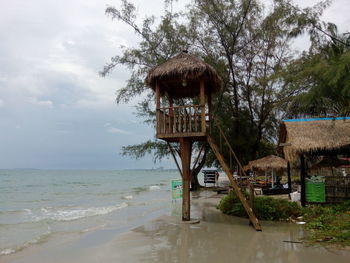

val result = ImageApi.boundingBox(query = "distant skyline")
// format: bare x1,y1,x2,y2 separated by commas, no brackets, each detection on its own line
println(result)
0,0,349,169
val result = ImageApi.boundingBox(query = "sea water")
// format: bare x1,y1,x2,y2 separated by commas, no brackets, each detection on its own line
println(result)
0,169,182,256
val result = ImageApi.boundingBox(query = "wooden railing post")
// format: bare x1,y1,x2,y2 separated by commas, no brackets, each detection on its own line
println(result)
169,98,174,134
300,154,306,207
200,79,206,133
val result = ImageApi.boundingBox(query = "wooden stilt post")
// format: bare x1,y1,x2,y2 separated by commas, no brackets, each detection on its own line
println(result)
271,168,274,188
287,161,292,193
180,138,192,221
300,154,306,207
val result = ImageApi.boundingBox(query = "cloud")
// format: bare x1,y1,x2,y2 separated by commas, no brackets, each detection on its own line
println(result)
106,126,131,135
29,97,54,108
0,0,348,169
0,0,132,112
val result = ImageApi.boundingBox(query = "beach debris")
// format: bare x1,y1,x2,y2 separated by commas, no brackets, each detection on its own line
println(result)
317,236,334,242
283,240,303,244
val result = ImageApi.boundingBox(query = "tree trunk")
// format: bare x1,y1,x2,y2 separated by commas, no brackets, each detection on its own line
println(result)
190,170,201,191
190,147,208,191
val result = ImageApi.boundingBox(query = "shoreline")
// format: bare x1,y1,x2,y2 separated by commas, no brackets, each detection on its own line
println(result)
3,191,350,263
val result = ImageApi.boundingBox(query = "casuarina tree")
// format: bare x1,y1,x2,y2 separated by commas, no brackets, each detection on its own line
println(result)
101,0,330,189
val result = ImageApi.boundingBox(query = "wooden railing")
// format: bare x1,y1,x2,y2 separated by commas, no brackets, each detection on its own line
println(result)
207,118,262,230
209,118,252,185
157,105,206,136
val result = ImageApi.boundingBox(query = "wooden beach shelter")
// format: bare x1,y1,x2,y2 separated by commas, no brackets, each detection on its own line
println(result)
278,117,350,205
245,155,290,189
246,155,287,171
146,51,261,230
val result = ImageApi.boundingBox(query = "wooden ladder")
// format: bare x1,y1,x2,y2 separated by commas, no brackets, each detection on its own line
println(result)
207,129,262,231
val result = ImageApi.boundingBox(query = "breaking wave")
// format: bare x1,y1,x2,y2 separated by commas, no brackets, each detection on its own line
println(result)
32,203,128,222
0,227,51,256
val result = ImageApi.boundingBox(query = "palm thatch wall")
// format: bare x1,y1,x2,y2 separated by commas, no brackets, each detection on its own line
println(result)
245,155,287,171
279,118,350,162
145,51,222,99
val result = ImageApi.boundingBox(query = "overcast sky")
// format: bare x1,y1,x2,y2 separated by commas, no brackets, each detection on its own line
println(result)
0,0,349,169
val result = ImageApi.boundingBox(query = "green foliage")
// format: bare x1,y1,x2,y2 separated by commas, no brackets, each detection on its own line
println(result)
281,25,350,117
103,0,330,165
253,196,302,220
121,140,170,162
217,190,249,218
302,201,350,246
217,191,302,220
219,194,350,246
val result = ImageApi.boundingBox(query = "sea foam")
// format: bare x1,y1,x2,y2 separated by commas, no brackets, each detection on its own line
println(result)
34,203,128,222
149,185,161,191
0,248,16,255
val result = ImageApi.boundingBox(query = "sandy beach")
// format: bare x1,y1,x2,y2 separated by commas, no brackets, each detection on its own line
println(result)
2,189,350,263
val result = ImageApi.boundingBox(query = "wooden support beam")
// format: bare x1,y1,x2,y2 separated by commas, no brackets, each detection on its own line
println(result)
287,161,292,193
207,135,262,231
300,154,306,207
180,138,192,221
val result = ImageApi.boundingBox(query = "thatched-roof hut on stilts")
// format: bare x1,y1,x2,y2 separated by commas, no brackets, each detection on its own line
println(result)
146,51,261,230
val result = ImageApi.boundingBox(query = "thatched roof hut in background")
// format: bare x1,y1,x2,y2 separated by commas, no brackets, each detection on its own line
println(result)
245,155,288,171
278,117,350,162
145,51,223,99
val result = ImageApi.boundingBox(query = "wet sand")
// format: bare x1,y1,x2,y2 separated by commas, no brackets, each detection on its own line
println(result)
3,192,350,263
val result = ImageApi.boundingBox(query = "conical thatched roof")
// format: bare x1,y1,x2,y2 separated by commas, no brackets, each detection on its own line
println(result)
279,117,350,162
245,155,288,171
145,51,223,99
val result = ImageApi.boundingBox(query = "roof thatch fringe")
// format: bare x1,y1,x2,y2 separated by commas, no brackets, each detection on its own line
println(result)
279,118,350,162
245,155,287,171
145,51,222,97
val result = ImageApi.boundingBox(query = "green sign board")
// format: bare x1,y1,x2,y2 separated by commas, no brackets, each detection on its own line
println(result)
171,179,183,200
306,176,325,203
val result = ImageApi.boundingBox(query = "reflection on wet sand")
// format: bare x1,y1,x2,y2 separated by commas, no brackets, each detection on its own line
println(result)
133,195,349,263
2,192,349,263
